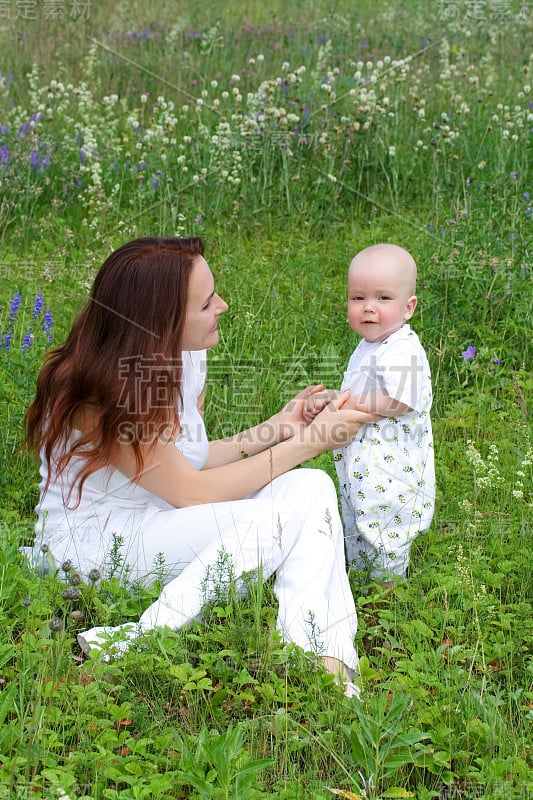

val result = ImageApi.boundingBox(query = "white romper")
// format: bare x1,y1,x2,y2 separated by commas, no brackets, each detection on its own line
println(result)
30,350,360,670
334,325,435,578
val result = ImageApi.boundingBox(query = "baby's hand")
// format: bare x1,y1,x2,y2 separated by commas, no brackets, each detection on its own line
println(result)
302,389,343,423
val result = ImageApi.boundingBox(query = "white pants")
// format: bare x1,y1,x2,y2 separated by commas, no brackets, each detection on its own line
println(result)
136,469,358,670
34,469,359,671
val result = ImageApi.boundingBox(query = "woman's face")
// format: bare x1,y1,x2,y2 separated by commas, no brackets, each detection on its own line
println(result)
181,256,228,351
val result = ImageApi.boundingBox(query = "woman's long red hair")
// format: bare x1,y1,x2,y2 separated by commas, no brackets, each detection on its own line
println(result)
25,236,204,506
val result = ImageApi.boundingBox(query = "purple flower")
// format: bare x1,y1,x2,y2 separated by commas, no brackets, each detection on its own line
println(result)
194,213,202,223
492,358,501,365
465,177,471,186
0,145,9,165
9,293,21,321
3,332,12,350
21,330,34,350
462,345,477,361
42,309,53,341
32,294,43,317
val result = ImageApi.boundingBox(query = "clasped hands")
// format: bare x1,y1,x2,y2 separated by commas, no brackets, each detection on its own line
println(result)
275,385,377,451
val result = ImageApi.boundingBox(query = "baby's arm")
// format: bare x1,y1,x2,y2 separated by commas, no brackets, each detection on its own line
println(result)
342,389,412,417
304,388,412,420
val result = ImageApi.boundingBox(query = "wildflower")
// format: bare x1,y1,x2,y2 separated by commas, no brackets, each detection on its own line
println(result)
69,572,82,586
88,568,101,583
49,616,63,632
3,332,12,351
9,293,21,321
462,345,476,360
42,309,53,342
21,331,34,350
32,294,43,317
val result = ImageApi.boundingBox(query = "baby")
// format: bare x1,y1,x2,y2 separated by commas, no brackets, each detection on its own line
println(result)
333,243,435,579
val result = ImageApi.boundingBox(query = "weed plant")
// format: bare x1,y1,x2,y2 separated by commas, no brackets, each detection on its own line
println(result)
0,0,532,798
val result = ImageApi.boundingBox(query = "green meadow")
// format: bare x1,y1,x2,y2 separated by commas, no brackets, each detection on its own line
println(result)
0,1,531,797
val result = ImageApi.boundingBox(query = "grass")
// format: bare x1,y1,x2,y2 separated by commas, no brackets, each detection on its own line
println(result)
0,0,532,797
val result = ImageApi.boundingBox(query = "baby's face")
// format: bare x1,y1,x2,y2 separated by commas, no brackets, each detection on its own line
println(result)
347,256,417,343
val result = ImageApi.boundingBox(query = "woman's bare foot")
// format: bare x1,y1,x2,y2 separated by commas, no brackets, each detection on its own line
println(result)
320,655,352,682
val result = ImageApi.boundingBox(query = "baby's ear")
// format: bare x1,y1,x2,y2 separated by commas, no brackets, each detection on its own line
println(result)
404,295,417,320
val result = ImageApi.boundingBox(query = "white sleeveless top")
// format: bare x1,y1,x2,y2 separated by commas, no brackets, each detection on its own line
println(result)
34,350,209,528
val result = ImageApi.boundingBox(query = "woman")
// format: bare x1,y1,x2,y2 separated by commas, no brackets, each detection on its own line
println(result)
25,236,369,695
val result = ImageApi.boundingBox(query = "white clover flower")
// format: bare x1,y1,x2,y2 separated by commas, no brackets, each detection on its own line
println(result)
211,80,218,89
388,145,396,156
257,53,265,62
222,91,229,100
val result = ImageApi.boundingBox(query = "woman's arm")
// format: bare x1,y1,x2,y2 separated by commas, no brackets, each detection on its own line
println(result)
112,392,367,507
202,385,326,469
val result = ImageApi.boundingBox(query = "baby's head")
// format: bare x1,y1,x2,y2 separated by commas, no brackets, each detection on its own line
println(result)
347,243,417,343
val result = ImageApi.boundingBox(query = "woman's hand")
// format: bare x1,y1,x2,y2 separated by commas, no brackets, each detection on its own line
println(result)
273,384,326,441
302,390,376,451
302,388,342,423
